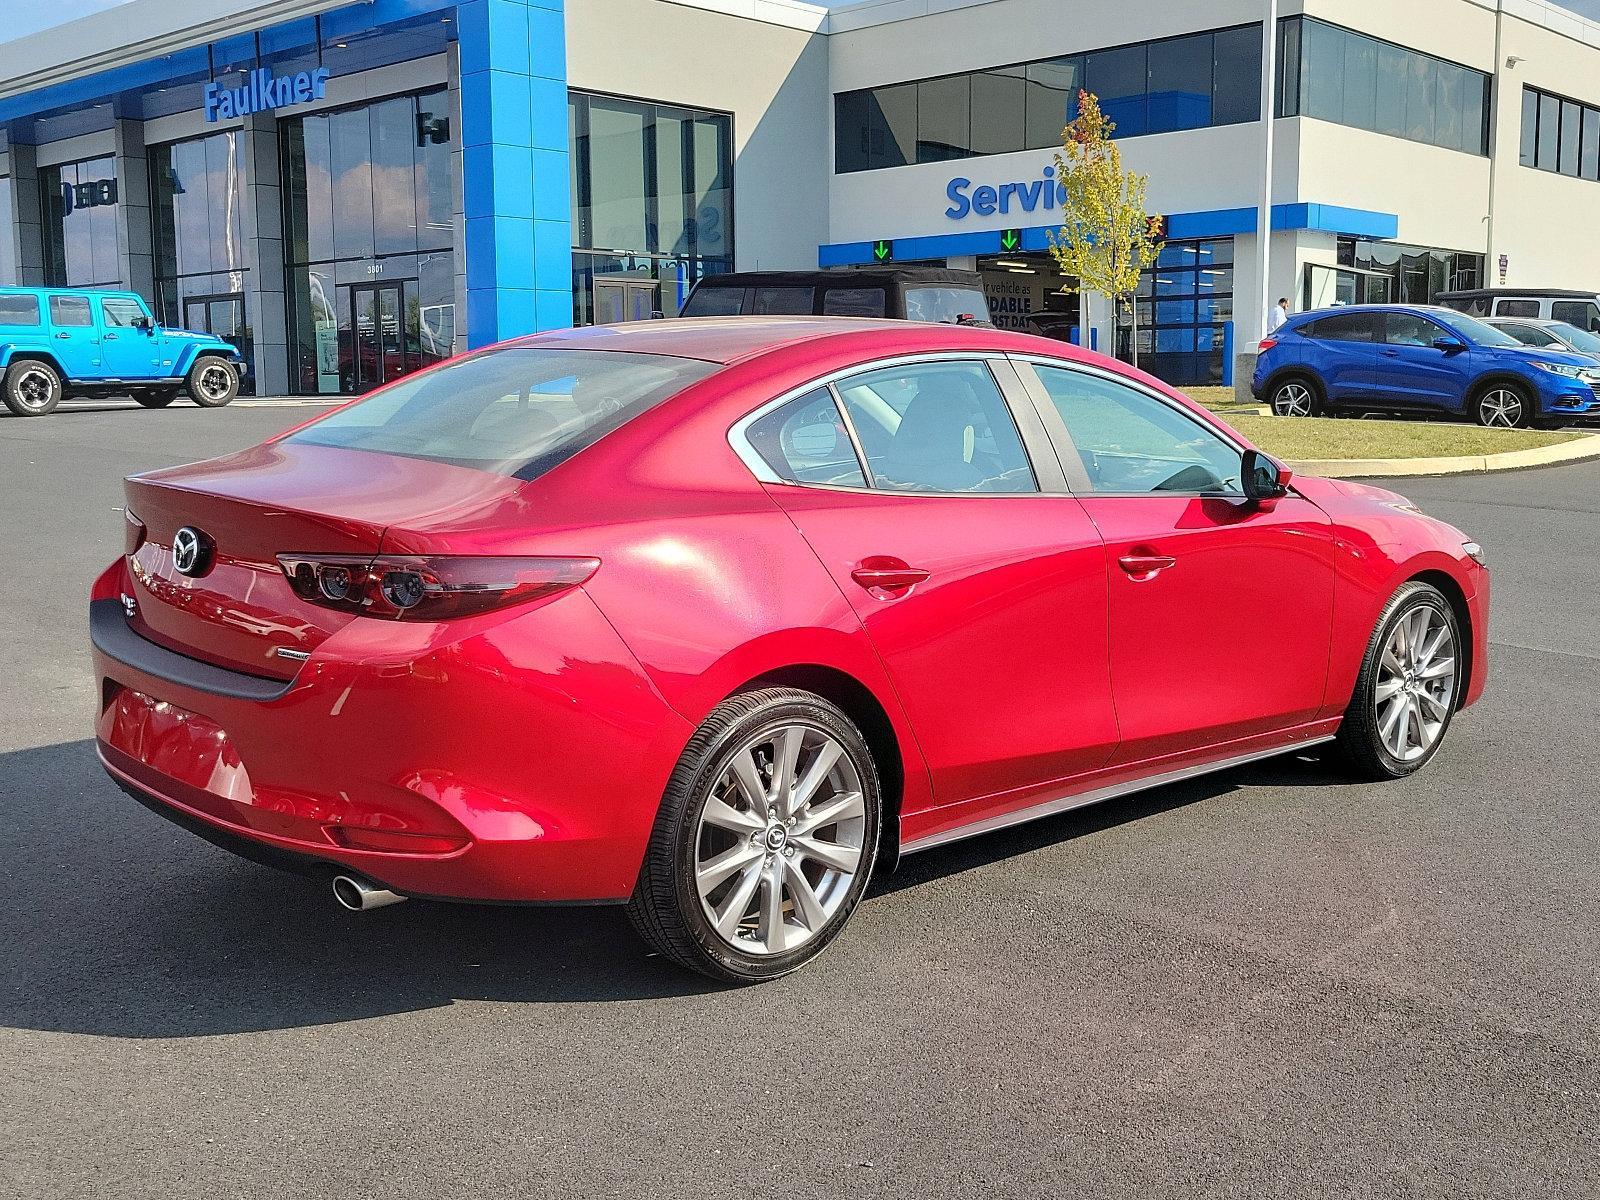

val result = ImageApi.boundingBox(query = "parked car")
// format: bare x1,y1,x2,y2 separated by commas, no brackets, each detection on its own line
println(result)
1253,303,1600,427
92,319,1488,983
1437,287,1600,333
680,269,994,327
0,287,244,417
1486,316,1600,360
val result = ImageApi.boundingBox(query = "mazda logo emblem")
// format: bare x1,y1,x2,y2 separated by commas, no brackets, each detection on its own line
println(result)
172,527,212,576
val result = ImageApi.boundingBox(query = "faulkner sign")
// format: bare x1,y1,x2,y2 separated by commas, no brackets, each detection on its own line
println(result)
205,66,331,122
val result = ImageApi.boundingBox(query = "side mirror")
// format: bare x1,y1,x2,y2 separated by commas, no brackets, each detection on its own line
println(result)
133,316,152,333
1432,336,1466,353
1242,448,1292,506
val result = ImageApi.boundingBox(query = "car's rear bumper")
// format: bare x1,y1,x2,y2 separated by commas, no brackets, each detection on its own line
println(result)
90,567,693,904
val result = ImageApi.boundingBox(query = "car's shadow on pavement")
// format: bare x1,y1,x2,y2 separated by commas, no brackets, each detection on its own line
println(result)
2,739,1347,1037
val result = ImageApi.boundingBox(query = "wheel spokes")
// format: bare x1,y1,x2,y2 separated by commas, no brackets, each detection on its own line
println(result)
792,834,861,875
792,789,864,838
696,841,763,898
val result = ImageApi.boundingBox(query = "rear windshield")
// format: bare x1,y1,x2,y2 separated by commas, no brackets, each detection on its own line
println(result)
0,295,41,326
287,348,719,479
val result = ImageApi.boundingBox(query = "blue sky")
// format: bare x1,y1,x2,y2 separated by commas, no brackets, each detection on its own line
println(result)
6,0,1600,43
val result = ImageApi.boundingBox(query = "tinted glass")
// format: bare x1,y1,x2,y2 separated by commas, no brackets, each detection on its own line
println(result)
1521,87,1539,166
1495,300,1540,318
1025,57,1083,148
1147,34,1212,132
1433,309,1522,347
751,287,814,315
1551,301,1600,332
101,298,146,327
0,186,14,286
1539,93,1561,171
49,295,93,327
1494,322,1556,348
902,285,990,324
1034,366,1242,494
681,286,745,316
1086,44,1149,136
1549,321,1600,351
288,349,718,477
1307,311,1379,342
747,388,867,487
971,67,1026,156
1385,312,1444,346
0,294,41,325
822,287,886,317
917,75,972,162
40,156,120,288
835,361,1036,494
834,84,918,173
1212,26,1262,125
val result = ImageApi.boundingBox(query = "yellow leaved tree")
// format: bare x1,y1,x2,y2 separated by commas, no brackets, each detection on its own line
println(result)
1047,90,1165,368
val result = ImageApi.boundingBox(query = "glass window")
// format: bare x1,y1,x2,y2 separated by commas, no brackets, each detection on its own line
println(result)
102,298,147,327
1342,32,1378,131
1521,87,1539,167
681,285,746,316
822,287,886,317
1560,100,1583,176
1539,92,1561,170
1086,43,1149,136
1212,26,1261,125
1434,64,1467,154
0,185,14,286
1025,57,1083,148
49,295,93,326
1307,312,1380,342
835,84,918,173
1147,33,1212,133
746,388,867,487
751,287,814,315
1583,108,1600,182
288,348,718,478
971,67,1026,156
834,361,1036,494
1404,52,1437,144
1300,17,1345,123
1497,322,1562,349
902,285,990,324
1495,299,1540,318
587,97,650,252
1033,366,1242,495
917,75,972,162
0,294,40,325
1551,301,1600,332
150,131,246,285
1384,312,1444,346
40,156,120,288
1374,43,1408,137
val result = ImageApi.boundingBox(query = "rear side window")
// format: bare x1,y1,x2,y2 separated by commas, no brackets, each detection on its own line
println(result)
1495,299,1540,318
1305,312,1378,342
287,348,718,479
49,295,93,327
834,360,1036,494
822,287,887,317
101,298,147,327
746,388,867,487
1551,301,1600,332
751,287,814,315
681,287,745,317
0,295,40,326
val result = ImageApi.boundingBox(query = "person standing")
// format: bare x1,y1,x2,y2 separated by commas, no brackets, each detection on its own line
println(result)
1268,297,1290,334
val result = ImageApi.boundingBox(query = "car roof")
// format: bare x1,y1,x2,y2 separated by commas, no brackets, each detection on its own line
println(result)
500,316,1083,366
1485,316,1561,326
691,269,983,287
1289,303,1459,321
1436,287,1599,299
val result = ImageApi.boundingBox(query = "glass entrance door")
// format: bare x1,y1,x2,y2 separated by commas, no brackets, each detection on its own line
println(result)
350,282,409,392
181,292,253,394
593,276,660,325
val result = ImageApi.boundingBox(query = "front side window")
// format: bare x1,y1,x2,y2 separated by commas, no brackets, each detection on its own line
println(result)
1496,323,1561,349
49,296,93,327
1384,312,1444,347
1433,309,1522,347
1549,321,1600,353
101,298,147,327
746,388,867,488
287,348,718,478
1550,301,1600,332
834,361,1036,494
1034,365,1243,495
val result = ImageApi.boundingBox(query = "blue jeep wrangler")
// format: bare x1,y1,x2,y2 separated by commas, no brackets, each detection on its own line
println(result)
0,287,245,417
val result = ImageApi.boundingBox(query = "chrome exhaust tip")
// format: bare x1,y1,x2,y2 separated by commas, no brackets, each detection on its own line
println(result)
331,874,407,912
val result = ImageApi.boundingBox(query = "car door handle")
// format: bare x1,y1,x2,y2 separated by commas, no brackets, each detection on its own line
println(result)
1118,553,1176,578
851,560,930,592
104,333,118,340
54,332,70,339
1380,349,1399,357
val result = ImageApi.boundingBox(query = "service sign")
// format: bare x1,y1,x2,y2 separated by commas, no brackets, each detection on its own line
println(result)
205,66,331,122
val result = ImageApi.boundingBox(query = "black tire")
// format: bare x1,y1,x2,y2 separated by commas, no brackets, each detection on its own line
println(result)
1472,381,1531,429
1270,375,1321,418
1334,582,1462,781
3,359,64,417
132,388,179,409
186,356,239,407
627,687,882,984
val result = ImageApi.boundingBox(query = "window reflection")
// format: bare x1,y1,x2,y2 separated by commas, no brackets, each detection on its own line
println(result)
40,155,120,287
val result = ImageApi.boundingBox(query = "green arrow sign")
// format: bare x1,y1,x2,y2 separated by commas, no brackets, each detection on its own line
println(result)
872,239,893,263
999,228,1022,252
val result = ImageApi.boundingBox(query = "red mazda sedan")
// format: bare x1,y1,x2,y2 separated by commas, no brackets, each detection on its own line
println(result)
91,319,1488,982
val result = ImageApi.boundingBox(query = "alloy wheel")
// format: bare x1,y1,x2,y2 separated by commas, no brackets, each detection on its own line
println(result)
1374,605,1457,763
198,365,234,402
1477,388,1523,428
14,367,56,412
1273,381,1313,417
693,722,867,957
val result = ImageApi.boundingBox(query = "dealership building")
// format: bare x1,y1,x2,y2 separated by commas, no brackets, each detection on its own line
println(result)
2,0,1599,393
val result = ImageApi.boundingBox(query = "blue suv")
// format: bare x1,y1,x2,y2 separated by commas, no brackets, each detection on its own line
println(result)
0,288,245,417
1252,304,1600,428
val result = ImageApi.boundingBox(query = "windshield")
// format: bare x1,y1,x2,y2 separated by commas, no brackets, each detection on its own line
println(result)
1550,321,1600,354
902,285,993,325
287,348,718,479
1433,309,1523,348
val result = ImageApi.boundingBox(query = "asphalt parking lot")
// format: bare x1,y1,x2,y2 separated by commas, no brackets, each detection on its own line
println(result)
2,399,1597,1199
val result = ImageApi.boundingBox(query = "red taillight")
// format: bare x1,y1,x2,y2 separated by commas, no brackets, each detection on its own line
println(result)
1258,337,1279,351
277,554,599,620
123,507,146,556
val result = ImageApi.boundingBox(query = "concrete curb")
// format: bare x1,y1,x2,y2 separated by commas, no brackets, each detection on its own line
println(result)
1286,431,1600,478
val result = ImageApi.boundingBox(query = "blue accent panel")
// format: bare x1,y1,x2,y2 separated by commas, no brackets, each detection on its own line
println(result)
1222,321,1235,388
458,0,571,347
1164,207,1258,240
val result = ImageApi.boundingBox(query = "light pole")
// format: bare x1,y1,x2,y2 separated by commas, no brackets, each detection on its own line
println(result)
1256,0,1280,346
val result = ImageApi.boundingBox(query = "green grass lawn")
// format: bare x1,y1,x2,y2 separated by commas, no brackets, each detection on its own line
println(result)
1214,413,1584,461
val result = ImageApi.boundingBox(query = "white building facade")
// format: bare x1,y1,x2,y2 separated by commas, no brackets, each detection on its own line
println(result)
1,0,1597,391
